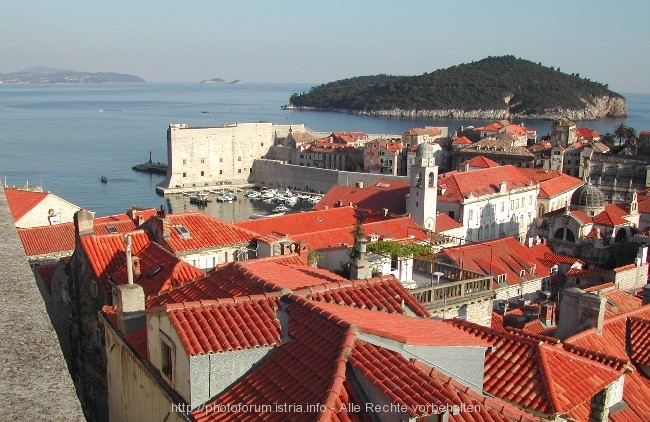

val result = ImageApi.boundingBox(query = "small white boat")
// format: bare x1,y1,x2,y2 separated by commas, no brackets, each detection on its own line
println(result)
216,193,235,202
245,190,260,198
272,205,289,213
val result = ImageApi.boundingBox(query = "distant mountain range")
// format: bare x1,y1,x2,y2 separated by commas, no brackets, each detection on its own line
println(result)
200,78,243,85
0,66,145,84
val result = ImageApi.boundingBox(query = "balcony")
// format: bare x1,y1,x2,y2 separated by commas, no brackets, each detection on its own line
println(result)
410,262,494,311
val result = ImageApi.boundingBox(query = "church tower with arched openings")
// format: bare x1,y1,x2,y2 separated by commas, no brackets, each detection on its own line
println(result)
407,142,438,231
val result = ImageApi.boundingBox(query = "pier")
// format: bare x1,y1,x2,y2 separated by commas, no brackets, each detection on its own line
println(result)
132,162,168,174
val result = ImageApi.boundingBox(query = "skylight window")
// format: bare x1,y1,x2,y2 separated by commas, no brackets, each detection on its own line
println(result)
106,225,118,234
174,225,192,239
146,265,162,278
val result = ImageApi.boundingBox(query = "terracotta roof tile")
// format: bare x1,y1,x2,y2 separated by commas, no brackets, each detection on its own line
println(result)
439,237,550,287
17,212,142,257
301,276,429,318
235,206,371,237
564,306,650,421
435,213,463,232
313,181,410,215
109,242,205,299
4,188,50,221
451,319,625,417
437,165,536,202
162,296,283,356
629,317,650,367
161,212,257,253
518,168,583,198
593,210,629,227
297,299,489,347
291,216,427,250
459,156,500,168
80,230,152,291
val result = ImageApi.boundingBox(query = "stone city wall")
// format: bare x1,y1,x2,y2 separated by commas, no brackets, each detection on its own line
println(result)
249,159,408,194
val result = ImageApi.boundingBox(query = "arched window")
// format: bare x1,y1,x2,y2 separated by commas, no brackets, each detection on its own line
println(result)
428,172,435,187
554,228,565,240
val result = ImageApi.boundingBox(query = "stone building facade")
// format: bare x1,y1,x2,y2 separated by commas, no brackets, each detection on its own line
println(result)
161,122,303,190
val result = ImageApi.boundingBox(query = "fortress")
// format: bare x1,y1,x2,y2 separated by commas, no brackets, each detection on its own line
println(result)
159,122,304,192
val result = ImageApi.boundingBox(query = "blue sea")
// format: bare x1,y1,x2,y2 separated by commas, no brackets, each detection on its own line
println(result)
0,83,648,220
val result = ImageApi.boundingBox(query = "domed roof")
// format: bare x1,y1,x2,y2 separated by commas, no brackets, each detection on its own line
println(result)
570,182,605,211
416,142,435,159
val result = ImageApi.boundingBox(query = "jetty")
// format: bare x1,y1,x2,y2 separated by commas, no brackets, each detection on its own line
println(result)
132,162,168,174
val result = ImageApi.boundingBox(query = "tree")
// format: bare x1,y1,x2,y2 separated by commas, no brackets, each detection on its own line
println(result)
614,124,628,146
347,219,366,262
602,133,615,147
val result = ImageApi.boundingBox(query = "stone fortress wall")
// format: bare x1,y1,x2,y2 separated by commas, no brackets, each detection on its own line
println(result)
161,122,305,191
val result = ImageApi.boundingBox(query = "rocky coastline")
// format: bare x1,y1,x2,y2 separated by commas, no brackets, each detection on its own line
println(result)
291,95,627,121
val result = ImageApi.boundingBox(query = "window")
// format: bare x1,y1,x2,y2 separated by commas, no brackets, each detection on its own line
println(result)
200,171,204,176
448,211,455,219
497,274,507,283
237,156,242,161
182,159,187,164
160,334,174,381
90,280,98,298
182,172,187,177
238,169,242,174
219,170,223,175
219,158,223,163
173,225,192,239
200,158,205,163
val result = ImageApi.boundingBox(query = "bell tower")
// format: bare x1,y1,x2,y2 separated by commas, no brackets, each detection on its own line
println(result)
407,143,438,230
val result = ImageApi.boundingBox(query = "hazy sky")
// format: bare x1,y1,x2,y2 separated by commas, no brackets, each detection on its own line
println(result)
2,1,649,92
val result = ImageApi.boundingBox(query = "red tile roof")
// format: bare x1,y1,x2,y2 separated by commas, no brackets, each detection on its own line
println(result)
452,319,625,417
459,156,500,168
300,275,429,317
156,296,283,356
593,210,629,227
160,212,258,253
4,188,50,221
452,136,473,145
313,180,410,215
192,301,362,422
109,242,205,298
291,216,427,250
17,212,143,257
529,244,583,266
300,299,489,347
564,306,650,421
435,212,463,232
518,168,583,198
437,165,535,202
80,231,152,289
235,206,370,237
439,237,550,287
628,317,650,367
404,127,441,136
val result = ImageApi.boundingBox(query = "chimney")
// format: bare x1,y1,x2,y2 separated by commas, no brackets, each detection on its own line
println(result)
642,284,650,306
152,214,172,240
115,283,145,335
350,240,373,280
126,208,145,227
132,256,141,280
540,302,556,326
556,288,606,339
638,244,648,265
337,200,343,207
125,234,134,285
73,209,95,238
355,181,364,188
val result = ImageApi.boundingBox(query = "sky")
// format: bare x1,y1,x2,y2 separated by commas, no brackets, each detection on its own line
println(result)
2,1,649,93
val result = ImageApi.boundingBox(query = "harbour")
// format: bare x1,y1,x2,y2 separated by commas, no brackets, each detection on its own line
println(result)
0,83,648,221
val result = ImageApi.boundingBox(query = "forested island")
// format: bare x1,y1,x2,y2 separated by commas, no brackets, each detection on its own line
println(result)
288,56,627,120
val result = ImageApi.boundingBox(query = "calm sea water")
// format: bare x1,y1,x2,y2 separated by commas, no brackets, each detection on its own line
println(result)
0,83,648,219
